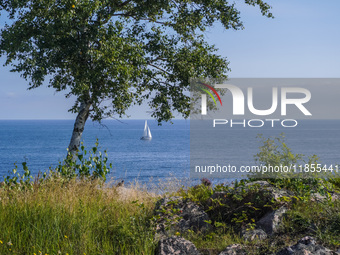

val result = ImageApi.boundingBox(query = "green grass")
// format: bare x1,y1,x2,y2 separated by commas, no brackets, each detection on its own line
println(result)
1,177,340,255
283,199,340,248
0,179,157,255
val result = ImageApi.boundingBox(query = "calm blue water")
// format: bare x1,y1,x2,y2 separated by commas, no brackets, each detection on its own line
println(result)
0,119,339,183
0,120,190,183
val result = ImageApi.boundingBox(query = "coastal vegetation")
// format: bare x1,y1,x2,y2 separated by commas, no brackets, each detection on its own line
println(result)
0,137,339,254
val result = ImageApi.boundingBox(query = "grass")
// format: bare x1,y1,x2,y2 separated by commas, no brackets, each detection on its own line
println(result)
1,176,340,255
283,198,340,248
0,179,157,255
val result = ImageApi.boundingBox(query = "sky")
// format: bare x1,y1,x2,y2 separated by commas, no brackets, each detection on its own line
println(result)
0,0,339,120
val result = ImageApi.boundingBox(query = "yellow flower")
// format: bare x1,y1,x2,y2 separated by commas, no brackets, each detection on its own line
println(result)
64,235,68,239
0,240,2,244
71,4,75,8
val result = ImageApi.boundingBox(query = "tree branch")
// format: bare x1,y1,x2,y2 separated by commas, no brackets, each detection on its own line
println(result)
148,63,171,76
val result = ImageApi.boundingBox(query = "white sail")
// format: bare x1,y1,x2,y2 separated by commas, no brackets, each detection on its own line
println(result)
141,120,152,140
143,120,148,137
147,126,152,138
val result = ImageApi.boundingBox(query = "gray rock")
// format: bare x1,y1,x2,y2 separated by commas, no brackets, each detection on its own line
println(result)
241,228,268,241
245,180,271,187
154,197,212,237
262,187,292,202
311,193,330,202
211,182,292,204
208,182,292,229
219,244,246,255
238,181,292,202
311,192,340,202
156,236,200,255
332,193,340,201
257,206,287,235
276,236,335,255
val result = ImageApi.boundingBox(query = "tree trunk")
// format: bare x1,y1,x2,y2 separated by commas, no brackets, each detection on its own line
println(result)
67,101,92,159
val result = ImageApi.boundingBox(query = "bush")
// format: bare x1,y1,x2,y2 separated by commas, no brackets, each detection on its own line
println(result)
2,140,112,191
250,134,335,198
56,139,112,181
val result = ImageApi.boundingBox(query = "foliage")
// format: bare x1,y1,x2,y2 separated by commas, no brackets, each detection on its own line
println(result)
2,162,35,190
329,177,340,191
179,180,279,231
57,139,112,181
254,134,303,168
0,179,156,255
0,0,272,123
283,199,340,248
179,178,214,205
2,140,112,189
251,134,335,197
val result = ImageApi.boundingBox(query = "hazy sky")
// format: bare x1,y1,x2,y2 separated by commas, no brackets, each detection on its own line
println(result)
0,0,339,120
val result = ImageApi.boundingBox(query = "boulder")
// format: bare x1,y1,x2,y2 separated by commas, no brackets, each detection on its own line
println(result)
276,236,336,255
241,181,291,200
258,186,292,202
241,228,267,241
154,197,212,237
208,182,291,226
219,244,246,255
156,236,200,255
257,206,287,235
311,192,340,202
212,181,292,204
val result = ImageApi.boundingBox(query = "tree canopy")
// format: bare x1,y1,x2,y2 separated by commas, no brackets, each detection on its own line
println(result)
0,0,272,153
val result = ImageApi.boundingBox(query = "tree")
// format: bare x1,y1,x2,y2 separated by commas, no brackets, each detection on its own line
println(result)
0,0,272,157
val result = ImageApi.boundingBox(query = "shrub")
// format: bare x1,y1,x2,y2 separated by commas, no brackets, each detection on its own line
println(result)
56,139,112,181
250,134,335,198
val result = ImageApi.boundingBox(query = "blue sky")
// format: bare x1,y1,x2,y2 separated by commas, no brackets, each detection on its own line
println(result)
0,0,339,120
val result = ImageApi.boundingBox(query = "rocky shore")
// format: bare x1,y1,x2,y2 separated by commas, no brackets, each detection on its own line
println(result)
153,181,340,255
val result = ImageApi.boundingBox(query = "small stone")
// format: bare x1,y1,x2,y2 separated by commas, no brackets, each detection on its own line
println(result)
154,197,212,237
245,181,271,187
156,236,200,255
219,244,246,255
241,228,267,241
276,236,335,255
257,207,287,235
311,192,340,202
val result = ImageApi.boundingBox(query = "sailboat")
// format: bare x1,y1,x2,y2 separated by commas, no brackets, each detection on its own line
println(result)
140,120,152,140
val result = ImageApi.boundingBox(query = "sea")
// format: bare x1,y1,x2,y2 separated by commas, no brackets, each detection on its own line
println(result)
0,119,190,185
0,119,339,185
